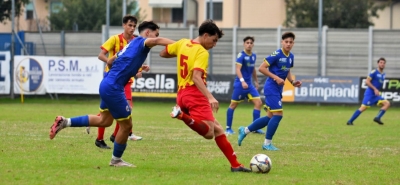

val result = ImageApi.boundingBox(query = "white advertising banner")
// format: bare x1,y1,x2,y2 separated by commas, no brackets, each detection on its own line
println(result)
14,56,104,94
0,51,11,94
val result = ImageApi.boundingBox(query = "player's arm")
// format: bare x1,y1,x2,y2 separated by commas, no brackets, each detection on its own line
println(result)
144,37,175,48
192,69,219,113
252,68,259,88
236,64,248,89
98,36,116,63
160,49,176,58
98,49,109,63
160,39,183,58
106,55,117,68
259,61,284,85
365,77,380,95
286,70,302,87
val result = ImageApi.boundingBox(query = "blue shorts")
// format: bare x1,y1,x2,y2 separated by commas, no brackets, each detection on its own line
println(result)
264,95,282,112
231,84,260,102
99,80,131,121
362,94,385,107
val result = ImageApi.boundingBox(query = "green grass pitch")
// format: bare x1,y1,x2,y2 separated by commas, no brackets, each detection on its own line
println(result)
0,98,399,184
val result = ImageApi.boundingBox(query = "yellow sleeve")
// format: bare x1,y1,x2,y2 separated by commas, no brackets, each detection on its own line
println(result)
167,39,185,56
101,35,117,53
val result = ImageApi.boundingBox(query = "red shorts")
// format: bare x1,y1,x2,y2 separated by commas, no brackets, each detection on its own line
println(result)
177,86,214,121
124,81,133,107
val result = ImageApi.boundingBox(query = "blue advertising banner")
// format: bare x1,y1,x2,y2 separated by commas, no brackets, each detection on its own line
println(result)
294,76,359,103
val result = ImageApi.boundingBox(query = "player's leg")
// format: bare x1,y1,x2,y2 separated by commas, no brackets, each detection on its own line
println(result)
211,119,251,172
226,101,239,135
248,87,264,134
226,87,243,135
171,89,211,137
261,95,284,151
373,97,390,125
347,95,371,125
237,105,271,146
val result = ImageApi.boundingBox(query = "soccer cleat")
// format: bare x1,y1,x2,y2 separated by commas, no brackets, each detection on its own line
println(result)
86,127,90,134
109,159,136,167
128,134,143,141
49,116,68,139
262,143,279,151
231,164,252,172
373,117,384,125
110,134,115,143
170,105,182,118
225,128,235,135
95,139,111,149
347,122,353,126
237,126,247,146
253,129,265,134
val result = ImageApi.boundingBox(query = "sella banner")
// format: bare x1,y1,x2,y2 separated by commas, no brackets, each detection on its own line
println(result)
359,77,400,102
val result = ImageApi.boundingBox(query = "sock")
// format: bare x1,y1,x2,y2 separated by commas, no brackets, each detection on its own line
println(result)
348,110,362,123
97,127,105,140
247,116,271,132
215,134,241,168
376,109,386,119
266,115,283,140
264,139,272,145
113,142,127,158
244,127,251,134
70,115,89,127
179,113,210,136
226,108,234,129
113,123,120,137
253,109,261,121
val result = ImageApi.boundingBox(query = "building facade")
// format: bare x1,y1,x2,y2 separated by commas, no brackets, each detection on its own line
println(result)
0,0,399,32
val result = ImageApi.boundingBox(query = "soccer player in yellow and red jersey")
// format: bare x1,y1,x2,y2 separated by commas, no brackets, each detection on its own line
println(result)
91,15,143,149
159,19,251,172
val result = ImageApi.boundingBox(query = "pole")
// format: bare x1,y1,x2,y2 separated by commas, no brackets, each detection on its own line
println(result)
123,0,126,17
317,0,323,76
106,0,110,40
10,0,15,99
368,26,374,73
183,0,187,27
209,0,213,74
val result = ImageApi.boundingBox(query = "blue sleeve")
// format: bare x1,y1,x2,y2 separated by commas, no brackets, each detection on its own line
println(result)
265,51,279,66
236,52,244,65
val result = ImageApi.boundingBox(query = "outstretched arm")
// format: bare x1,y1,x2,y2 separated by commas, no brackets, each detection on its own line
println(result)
160,48,176,58
144,37,175,48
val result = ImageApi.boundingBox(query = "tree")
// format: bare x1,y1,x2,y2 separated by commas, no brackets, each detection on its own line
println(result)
48,0,146,31
284,0,387,28
0,0,29,24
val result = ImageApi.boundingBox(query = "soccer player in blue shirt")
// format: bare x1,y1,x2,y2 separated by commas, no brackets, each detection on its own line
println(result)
49,21,175,167
347,57,390,125
237,32,302,151
225,36,263,135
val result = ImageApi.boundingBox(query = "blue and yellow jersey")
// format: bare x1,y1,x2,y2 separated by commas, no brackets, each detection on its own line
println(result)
166,39,209,91
105,36,150,87
234,50,256,85
365,69,385,96
263,48,294,96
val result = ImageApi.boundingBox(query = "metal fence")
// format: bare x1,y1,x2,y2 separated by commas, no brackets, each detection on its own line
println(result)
24,26,400,77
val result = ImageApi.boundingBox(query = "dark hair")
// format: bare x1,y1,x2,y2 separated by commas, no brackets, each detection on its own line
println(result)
377,57,386,63
282,32,295,40
138,21,160,33
199,19,224,39
123,15,138,24
243,36,254,43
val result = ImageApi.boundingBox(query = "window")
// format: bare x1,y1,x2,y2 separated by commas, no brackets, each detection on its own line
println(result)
172,8,183,23
50,1,63,14
206,2,223,20
25,2,33,20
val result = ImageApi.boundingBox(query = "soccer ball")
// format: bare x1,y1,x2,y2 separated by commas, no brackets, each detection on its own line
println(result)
249,154,272,173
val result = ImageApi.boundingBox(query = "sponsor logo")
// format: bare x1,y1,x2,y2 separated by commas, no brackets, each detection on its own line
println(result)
207,81,230,94
132,74,175,93
15,58,44,92
296,84,359,101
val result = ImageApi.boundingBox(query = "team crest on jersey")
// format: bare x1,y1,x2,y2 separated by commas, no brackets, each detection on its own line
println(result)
252,56,255,61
